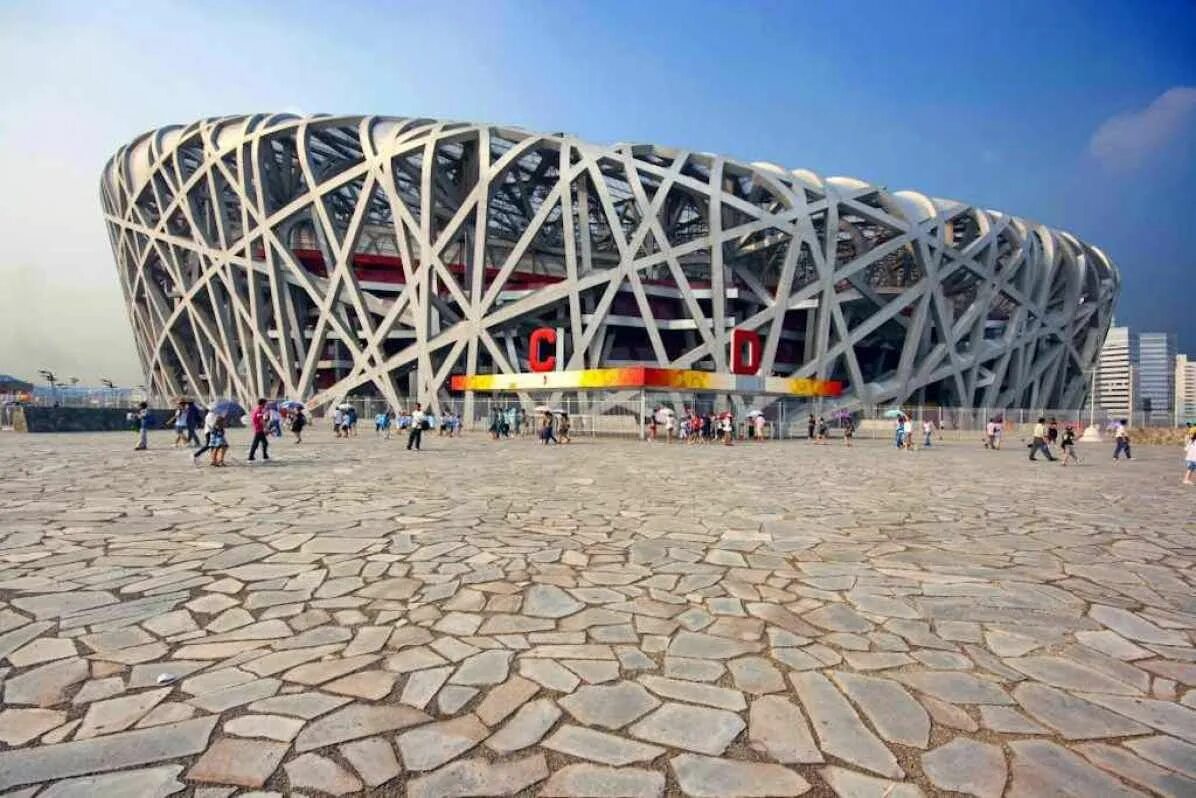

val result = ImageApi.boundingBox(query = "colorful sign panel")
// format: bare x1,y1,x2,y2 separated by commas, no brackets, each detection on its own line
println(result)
450,367,842,397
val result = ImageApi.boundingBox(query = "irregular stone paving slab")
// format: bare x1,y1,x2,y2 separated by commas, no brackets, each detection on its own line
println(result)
559,680,661,729
448,650,511,685
638,674,746,710
224,714,305,741
284,752,363,796
0,717,218,791
1008,739,1147,798
396,713,489,771
727,656,785,694
830,670,929,748
790,671,903,779
1090,605,1189,646
1013,682,1150,739
523,584,584,618
248,691,350,719
921,737,1006,798
820,765,926,797
1076,742,1196,798
520,658,581,692
628,702,745,756
339,735,401,787
295,703,431,751
1076,692,1196,743
186,737,289,788
1007,655,1143,695
474,674,539,725
1126,735,1196,779
892,671,1013,705
671,753,810,796
0,708,67,745
543,723,666,765
748,695,823,764
485,697,561,752
76,686,171,739
401,665,454,708
406,753,548,798
4,657,89,706
36,765,185,798
667,631,762,659
540,763,664,798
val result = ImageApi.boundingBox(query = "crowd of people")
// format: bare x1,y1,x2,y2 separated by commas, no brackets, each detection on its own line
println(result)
132,394,1196,483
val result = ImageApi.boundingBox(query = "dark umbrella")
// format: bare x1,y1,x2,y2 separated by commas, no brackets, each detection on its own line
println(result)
211,399,245,418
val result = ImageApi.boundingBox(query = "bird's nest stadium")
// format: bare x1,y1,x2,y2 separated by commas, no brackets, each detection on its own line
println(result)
101,114,1118,418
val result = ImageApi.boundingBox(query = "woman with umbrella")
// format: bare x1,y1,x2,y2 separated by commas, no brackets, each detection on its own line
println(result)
289,404,307,444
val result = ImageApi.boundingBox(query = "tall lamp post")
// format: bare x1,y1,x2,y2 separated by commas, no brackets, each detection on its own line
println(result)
1080,364,1102,442
37,369,57,406
101,378,116,407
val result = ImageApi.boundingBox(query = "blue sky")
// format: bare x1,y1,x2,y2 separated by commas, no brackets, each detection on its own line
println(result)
1,0,1193,384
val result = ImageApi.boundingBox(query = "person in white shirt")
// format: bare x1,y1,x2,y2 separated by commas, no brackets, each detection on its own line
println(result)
922,420,934,448
1113,419,1131,461
1183,430,1196,486
1029,416,1056,461
407,403,426,451
192,408,219,464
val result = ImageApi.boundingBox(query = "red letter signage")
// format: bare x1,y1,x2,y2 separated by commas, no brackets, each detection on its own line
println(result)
529,327,557,372
731,328,761,375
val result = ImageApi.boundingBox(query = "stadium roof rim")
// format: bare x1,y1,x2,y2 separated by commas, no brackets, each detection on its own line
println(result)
101,112,1106,268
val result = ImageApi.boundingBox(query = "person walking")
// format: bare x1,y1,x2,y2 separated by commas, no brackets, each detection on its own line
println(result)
209,414,229,467
291,408,306,444
192,406,219,464
895,415,906,449
1060,424,1078,466
1047,418,1059,447
248,398,271,462
816,416,829,444
407,403,426,451
133,402,150,451
754,413,766,442
843,417,855,447
540,411,557,444
903,416,915,451
1113,419,1132,462
1183,429,1196,485
721,413,734,446
558,412,571,443
807,413,816,441
268,405,283,437
1028,416,1056,461
185,401,202,446
922,419,934,448
171,402,188,447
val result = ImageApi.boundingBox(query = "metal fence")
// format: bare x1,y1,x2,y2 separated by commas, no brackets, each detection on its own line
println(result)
323,391,1184,442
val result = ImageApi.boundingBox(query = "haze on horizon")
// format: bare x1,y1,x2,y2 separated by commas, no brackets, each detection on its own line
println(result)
1,0,1193,387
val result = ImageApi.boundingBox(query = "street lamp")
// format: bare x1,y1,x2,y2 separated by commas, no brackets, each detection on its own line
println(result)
101,379,116,406
38,370,57,406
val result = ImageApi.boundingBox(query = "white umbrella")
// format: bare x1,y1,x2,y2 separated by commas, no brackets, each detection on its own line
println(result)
533,405,552,413
338,403,353,410
660,407,675,415
746,409,765,417
550,408,566,415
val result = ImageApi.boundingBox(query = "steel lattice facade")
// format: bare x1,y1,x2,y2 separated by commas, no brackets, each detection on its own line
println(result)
101,114,1119,412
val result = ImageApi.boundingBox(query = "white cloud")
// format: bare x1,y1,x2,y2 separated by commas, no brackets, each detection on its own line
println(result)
1089,86,1196,169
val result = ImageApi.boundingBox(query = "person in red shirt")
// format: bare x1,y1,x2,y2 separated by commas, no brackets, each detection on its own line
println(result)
248,398,271,462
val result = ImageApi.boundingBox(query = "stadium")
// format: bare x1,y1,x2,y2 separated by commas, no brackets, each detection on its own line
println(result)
101,114,1119,417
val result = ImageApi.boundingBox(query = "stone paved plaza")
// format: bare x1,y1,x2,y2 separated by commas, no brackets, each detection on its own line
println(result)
0,428,1193,797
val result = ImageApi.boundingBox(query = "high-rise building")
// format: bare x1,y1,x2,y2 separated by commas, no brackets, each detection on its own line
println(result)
1094,326,1138,419
1177,354,1196,423
1138,332,1177,420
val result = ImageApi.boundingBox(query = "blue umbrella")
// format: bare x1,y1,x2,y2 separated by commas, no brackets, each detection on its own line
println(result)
280,400,305,410
211,399,245,418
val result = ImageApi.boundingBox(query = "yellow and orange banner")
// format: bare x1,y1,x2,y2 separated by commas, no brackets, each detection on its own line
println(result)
450,367,842,397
